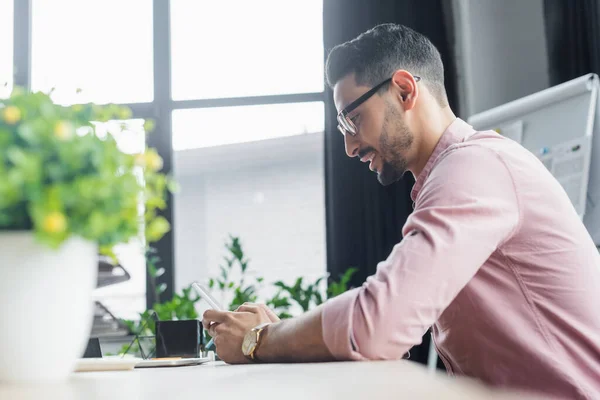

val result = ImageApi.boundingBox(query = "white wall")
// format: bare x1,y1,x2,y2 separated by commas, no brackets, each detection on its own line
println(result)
173,133,327,304
452,0,550,117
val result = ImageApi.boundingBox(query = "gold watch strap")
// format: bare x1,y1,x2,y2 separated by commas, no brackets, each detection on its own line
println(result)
249,323,270,362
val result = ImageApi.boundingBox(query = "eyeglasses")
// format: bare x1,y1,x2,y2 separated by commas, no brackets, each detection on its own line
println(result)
337,75,421,136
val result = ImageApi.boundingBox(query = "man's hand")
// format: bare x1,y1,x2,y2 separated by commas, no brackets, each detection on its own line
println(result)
202,303,280,364
205,304,335,364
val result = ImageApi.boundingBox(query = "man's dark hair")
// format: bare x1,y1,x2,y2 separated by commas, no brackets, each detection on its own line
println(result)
326,23,448,106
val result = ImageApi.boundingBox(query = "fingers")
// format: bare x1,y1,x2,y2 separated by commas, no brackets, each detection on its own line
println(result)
202,310,231,329
235,303,280,323
235,302,266,312
209,322,227,337
260,304,281,323
236,305,260,313
207,322,219,336
214,323,227,335
234,302,252,312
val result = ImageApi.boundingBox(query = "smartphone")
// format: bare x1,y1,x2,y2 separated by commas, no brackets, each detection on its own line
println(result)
135,357,211,368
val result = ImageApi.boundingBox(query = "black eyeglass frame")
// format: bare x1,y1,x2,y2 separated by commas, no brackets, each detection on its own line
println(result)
337,75,421,136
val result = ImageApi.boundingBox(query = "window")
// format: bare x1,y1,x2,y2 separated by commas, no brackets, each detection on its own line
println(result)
172,102,324,150
170,0,324,100
174,133,327,299
0,0,13,98
18,0,326,320
30,0,153,105
171,1,327,300
15,1,160,321
92,119,147,321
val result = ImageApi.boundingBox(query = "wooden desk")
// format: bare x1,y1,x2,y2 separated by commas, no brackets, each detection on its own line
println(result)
0,361,544,400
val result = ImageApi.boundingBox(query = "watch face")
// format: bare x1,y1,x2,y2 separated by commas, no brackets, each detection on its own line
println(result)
242,330,257,356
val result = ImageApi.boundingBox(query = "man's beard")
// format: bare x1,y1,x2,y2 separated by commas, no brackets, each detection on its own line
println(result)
377,102,413,186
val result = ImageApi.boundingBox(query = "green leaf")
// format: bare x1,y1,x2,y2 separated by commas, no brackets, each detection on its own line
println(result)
146,216,170,243
167,179,180,193
148,263,157,277
0,128,13,149
266,293,292,309
219,266,228,280
117,107,133,120
143,119,156,132
148,255,160,265
313,291,324,306
273,281,288,289
327,267,358,299
157,283,167,294
16,123,37,143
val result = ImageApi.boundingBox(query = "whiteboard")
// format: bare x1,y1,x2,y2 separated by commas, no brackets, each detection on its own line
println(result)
468,73,600,245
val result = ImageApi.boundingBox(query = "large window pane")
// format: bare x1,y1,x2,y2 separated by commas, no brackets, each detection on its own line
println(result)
31,0,153,105
173,133,327,309
170,0,324,100
172,101,324,150
92,119,146,321
0,0,13,98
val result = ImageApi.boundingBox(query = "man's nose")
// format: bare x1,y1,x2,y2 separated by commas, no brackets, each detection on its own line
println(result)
344,134,360,158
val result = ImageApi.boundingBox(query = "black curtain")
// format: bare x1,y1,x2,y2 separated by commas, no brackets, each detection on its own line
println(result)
544,0,600,85
323,0,459,366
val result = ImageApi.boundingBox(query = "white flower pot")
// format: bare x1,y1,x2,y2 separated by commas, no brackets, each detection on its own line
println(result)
0,232,97,383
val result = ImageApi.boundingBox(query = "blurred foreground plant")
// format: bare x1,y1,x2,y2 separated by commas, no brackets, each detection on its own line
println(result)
0,87,174,257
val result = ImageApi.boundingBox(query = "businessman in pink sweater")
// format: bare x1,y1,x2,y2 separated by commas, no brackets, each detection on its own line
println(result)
203,24,600,399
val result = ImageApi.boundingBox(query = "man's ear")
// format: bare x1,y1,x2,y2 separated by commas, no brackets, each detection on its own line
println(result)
391,70,419,111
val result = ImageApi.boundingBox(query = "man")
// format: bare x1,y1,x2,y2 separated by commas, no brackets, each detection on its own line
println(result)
203,24,600,398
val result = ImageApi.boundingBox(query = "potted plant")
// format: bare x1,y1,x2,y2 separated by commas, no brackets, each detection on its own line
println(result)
0,87,172,382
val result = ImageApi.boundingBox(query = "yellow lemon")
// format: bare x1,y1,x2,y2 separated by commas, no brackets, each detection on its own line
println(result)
2,106,21,124
54,121,74,141
42,212,67,234
144,150,163,172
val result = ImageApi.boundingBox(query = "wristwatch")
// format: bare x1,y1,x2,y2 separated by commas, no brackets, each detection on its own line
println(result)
242,323,270,362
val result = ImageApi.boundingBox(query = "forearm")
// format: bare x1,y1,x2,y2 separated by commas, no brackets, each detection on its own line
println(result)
256,305,336,363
